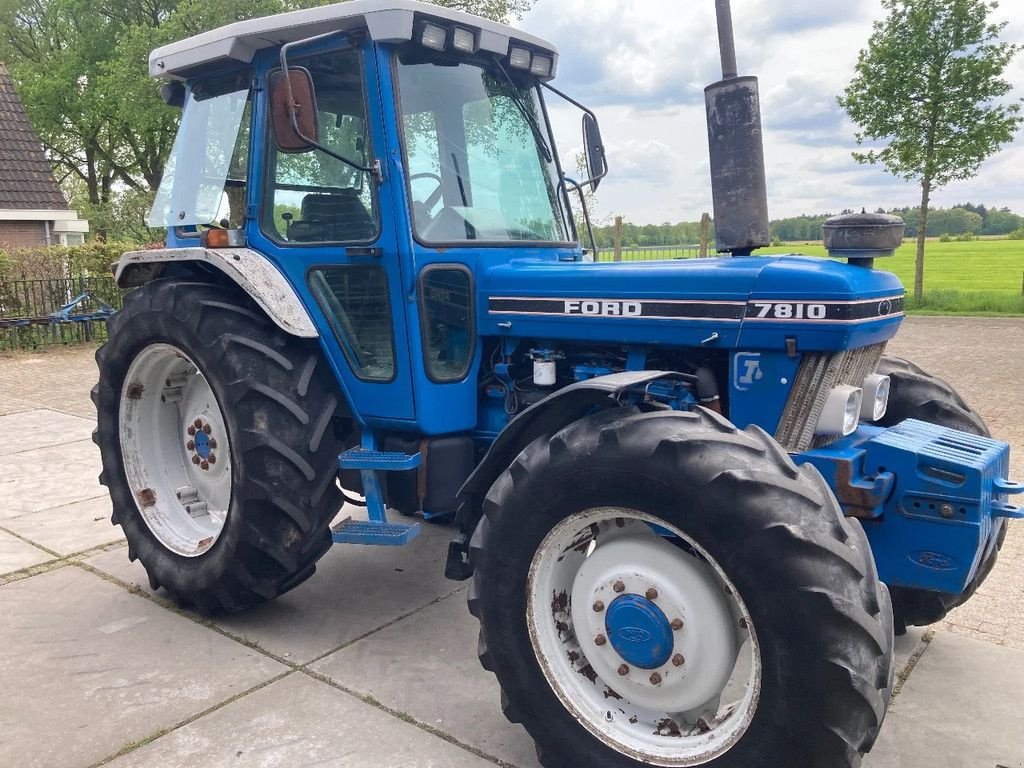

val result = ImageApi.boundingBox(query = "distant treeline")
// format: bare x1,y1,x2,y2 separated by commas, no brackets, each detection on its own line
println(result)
594,203,1023,247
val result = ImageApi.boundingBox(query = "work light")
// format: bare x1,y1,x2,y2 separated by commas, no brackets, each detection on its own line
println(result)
421,23,447,51
452,27,476,53
509,46,532,70
530,54,553,77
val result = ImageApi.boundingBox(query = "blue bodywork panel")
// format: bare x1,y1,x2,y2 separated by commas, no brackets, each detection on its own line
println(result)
801,421,1023,594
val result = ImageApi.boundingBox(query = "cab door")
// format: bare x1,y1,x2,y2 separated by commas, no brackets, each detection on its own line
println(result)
248,39,415,422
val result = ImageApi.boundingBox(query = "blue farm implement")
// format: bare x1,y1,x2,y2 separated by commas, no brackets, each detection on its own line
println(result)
91,2,1019,766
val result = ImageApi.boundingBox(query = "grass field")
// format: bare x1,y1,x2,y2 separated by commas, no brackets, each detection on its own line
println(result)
759,239,1024,315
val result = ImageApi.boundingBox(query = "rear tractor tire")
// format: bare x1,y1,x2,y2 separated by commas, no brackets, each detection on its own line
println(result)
470,406,894,768
872,355,1003,632
93,279,347,612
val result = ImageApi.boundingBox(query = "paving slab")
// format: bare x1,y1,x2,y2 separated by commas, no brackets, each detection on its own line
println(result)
3,494,124,555
86,509,462,664
0,565,285,768
0,528,52,574
105,671,495,768
0,438,102,519
314,589,541,768
865,632,1024,768
0,409,95,456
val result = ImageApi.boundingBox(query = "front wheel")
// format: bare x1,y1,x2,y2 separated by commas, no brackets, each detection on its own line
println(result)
470,407,894,768
93,279,346,612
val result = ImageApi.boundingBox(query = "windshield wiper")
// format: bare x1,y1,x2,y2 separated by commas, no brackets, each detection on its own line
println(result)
493,61,553,163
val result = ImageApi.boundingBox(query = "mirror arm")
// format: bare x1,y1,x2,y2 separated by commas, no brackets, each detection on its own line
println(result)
542,82,609,188
279,34,383,183
564,176,599,259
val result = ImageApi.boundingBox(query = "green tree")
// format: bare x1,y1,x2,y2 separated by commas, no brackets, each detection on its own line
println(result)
838,0,1022,299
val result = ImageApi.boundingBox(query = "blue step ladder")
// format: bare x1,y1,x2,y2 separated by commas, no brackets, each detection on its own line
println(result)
331,433,422,546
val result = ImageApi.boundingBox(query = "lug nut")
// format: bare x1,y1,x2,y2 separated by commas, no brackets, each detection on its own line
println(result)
208,453,216,465
186,440,195,451
593,600,605,613
613,580,625,593
555,621,569,633
672,654,685,667
645,588,659,600
193,419,203,429
617,664,629,676
202,424,212,435
192,455,201,465
209,438,217,449
671,618,684,631
187,425,197,436
650,672,663,685
595,634,607,647
200,461,209,471
568,651,580,662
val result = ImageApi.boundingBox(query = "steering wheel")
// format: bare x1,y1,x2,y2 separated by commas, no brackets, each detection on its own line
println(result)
409,172,445,213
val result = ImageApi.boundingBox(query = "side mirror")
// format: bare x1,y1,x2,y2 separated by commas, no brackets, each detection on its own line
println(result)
583,113,607,190
269,68,319,153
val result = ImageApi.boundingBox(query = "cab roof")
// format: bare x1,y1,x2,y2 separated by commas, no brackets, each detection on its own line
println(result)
149,0,558,81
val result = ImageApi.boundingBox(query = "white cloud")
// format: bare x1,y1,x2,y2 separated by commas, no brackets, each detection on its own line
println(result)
522,0,1024,224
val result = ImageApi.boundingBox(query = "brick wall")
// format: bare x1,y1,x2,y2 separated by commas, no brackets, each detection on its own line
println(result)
0,220,48,249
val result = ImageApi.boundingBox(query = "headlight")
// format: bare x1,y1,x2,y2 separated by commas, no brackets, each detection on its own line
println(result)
817,385,864,437
861,374,891,422
421,23,448,51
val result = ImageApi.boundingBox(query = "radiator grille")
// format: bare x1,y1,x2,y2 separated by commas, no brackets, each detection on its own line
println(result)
775,342,887,452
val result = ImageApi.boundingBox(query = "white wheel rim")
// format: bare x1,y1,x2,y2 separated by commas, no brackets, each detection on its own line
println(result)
119,343,232,557
527,508,761,766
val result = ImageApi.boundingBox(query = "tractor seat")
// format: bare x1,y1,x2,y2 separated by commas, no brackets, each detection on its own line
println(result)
292,190,376,242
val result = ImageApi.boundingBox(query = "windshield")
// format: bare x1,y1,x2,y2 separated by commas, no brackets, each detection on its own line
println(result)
395,53,571,245
149,74,251,229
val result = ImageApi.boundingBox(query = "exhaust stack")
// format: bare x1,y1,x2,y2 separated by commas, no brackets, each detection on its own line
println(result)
705,0,770,255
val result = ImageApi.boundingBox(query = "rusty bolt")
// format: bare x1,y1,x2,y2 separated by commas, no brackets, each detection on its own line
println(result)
200,461,210,471
671,618,684,631
940,503,955,519
208,453,216,465
739,617,749,630
593,600,605,613
613,580,625,594
126,383,144,400
555,621,569,633
193,419,203,429
138,488,156,508
209,438,217,450
649,672,663,685
191,455,201,465
645,587,659,600
202,424,212,435
617,664,629,676
595,634,607,647
186,440,195,451
568,651,580,663
672,653,685,667
187,425,197,437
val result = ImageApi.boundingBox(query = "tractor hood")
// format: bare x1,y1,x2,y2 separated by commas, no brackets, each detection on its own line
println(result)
480,255,906,353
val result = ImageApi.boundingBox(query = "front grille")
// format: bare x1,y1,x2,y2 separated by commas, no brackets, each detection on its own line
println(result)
775,342,886,452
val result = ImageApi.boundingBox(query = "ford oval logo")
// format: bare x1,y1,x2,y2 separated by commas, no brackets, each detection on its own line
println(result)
617,627,652,644
912,551,959,571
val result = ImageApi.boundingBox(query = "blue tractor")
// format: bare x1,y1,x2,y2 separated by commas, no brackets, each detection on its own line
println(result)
93,1,1021,765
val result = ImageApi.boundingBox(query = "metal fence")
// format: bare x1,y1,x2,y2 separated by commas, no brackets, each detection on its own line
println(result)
0,276,122,351
596,244,705,262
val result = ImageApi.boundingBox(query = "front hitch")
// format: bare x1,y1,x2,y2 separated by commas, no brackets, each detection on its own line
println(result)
801,419,1022,596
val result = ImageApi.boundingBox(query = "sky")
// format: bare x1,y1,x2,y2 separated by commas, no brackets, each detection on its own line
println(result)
518,0,1024,224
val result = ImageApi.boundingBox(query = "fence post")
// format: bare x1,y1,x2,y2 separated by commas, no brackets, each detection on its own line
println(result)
699,213,711,258
614,216,623,262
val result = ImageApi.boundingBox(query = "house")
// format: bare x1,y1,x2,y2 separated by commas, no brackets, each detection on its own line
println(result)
0,62,88,249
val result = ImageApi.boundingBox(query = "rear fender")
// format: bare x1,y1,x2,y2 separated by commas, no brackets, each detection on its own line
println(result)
115,247,318,339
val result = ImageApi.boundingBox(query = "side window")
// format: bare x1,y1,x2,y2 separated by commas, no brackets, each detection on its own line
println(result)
420,267,473,382
263,49,377,244
310,266,395,382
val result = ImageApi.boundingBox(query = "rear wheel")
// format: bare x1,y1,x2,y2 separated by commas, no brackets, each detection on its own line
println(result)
93,279,346,612
872,355,1001,632
470,407,893,768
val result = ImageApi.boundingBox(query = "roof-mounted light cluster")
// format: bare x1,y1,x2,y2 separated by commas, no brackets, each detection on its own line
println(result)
417,20,553,77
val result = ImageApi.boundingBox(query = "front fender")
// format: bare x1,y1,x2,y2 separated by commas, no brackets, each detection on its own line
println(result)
115,247,318,338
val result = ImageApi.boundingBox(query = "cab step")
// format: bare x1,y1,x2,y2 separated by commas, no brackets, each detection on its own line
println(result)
339,447,421,472
331,517,421,546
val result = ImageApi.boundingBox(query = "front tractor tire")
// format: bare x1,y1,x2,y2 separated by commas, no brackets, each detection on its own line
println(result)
93,279,346,612
470,407,894,768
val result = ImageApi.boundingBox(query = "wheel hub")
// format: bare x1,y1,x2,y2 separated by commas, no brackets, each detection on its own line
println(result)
605,594,674,670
